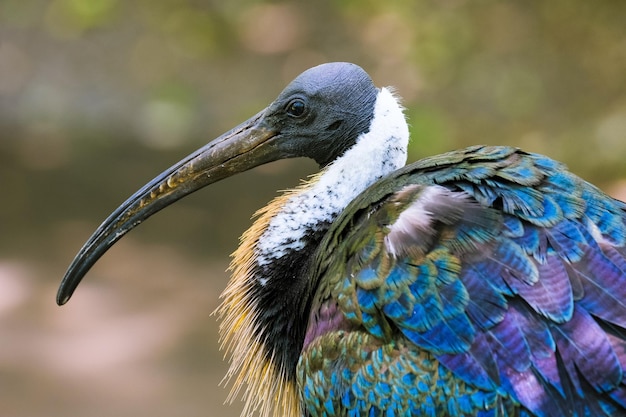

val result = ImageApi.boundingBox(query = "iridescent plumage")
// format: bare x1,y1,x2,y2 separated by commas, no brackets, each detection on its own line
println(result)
301,146,626,416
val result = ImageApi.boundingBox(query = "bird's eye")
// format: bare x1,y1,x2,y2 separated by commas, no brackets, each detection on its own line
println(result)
286,99,306,117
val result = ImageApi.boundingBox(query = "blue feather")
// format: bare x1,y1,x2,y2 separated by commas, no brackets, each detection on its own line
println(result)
503,215,525,238
462,266,508,330
546,219,587,263
583,187,626,245
492,238,539,287
513,224,546,263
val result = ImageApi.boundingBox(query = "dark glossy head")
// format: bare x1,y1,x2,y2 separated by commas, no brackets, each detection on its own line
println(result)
263,62,379,165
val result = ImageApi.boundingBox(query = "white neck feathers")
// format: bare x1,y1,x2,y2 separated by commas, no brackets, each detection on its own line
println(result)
255,87,410,268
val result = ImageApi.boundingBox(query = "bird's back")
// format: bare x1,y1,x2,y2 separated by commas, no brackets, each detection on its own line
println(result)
300,145,626,417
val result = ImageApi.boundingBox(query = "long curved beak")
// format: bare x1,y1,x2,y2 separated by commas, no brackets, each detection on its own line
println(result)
57,109,280,305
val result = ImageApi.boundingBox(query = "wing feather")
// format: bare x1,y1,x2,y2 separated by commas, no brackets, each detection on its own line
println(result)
310,146,626,416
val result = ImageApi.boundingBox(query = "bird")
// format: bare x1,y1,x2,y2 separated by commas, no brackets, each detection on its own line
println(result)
57,62,626,417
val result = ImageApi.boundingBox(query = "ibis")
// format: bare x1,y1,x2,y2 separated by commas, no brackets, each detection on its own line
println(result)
58,62,626,417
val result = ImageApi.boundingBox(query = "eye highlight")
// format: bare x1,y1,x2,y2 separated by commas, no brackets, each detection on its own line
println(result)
286,98,306,117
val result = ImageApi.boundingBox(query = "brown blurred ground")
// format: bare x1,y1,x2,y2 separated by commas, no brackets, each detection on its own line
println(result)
1,1,625,416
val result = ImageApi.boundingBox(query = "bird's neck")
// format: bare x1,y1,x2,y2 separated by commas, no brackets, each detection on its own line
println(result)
256,87,410,269
217,87,409,417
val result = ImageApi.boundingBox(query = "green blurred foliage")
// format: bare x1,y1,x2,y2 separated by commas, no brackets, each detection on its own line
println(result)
2,0,624,177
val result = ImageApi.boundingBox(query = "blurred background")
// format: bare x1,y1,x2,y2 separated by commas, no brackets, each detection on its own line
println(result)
1,1,625,416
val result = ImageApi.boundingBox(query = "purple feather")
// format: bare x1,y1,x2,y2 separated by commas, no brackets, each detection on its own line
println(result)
533,353,562,395
515,255,574,323
575,244,626,328
499,365,550,415
437,332,499,391
303,300,353,350
488,311,532,372
552,305,622,394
